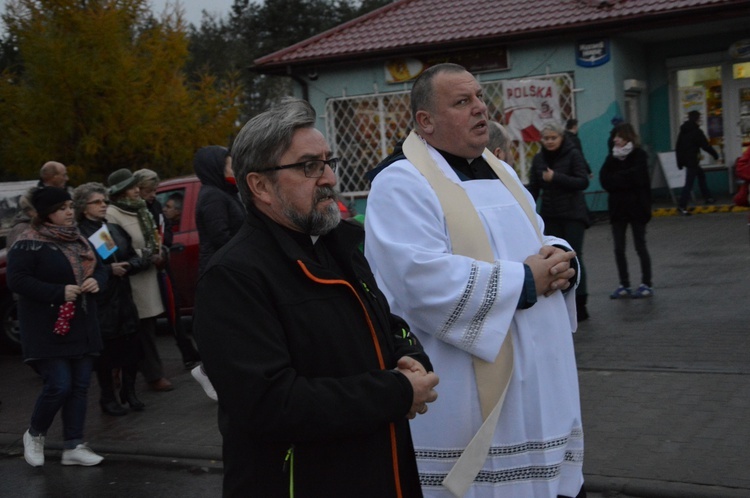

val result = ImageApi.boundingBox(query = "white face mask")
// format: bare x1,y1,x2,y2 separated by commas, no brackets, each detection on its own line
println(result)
612,141,633,160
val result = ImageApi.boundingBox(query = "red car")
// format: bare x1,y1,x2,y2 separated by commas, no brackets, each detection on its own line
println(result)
156,176,201,315
156,175,354,316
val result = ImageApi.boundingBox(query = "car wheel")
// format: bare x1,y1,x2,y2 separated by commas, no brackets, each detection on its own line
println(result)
0,296,21,354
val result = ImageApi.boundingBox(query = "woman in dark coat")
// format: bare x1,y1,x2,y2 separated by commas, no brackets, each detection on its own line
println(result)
600,123,653,299
7,187,107,467
528,122,591,320
74,182,147,415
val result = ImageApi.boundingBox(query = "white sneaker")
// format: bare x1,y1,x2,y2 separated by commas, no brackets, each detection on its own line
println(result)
23,429,45,467
61,444,104,466
191,365,218,401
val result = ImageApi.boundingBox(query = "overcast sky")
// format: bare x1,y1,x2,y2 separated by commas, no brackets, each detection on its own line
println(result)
0,0,236,30
152,0,235,26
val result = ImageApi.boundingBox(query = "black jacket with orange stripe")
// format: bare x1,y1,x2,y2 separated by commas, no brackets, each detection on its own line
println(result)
194,203,431,498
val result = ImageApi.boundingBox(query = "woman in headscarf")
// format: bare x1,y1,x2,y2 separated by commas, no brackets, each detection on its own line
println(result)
105,169,173,394
74,182,147,415
7,187,107,467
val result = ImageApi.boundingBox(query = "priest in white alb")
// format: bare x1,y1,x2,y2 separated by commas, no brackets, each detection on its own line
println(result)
364,63,585,498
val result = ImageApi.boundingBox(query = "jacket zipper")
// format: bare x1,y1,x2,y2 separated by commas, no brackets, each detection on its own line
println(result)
296,261,405,498
283,444,295,498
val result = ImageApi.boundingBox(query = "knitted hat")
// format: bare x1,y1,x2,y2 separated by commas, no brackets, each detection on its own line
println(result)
32,187,71,219
108,168,138,196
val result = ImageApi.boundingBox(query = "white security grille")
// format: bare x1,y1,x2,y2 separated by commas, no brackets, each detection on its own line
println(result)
325,72,575,194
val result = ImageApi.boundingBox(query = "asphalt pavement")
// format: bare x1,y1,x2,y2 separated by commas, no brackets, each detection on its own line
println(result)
1,200,749,497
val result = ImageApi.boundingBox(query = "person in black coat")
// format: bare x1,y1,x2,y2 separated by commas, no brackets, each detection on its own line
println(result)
191,146,246,400
600,123,653,299
7,187,107,467
193,146,246,275
134,168,201,371
74,182,148,415
675,110,719,214
528,122,591,320
194,99,438,497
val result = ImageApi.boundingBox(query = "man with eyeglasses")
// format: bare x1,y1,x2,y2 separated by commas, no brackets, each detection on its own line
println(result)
193,98,439,498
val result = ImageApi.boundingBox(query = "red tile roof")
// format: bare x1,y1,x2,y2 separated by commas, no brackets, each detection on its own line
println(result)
254,0,748,71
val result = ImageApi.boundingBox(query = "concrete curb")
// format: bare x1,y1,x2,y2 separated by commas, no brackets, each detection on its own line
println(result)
585,475,750,498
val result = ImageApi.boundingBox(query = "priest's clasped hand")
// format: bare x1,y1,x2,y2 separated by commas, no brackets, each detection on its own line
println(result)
525,246,577,297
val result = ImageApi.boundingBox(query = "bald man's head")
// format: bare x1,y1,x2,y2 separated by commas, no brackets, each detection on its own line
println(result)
40,161,68,188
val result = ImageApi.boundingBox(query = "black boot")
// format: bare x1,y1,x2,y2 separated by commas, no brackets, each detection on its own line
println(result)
100,399,128,416
576,294,589,322
120,370,145,411
97,364,128,416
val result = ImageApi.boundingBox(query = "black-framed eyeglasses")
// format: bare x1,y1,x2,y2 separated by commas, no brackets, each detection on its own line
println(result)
86,199,110,206
258,157,339,178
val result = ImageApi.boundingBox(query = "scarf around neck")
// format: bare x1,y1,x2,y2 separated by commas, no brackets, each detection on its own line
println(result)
612,142,634,160
112,197,159,253
20,223,96,285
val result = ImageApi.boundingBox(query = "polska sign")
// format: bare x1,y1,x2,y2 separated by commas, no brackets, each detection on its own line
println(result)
505,84,553,99
576,39,610,68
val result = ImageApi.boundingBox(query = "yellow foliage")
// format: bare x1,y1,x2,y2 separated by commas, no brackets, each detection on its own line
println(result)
0,0,242,183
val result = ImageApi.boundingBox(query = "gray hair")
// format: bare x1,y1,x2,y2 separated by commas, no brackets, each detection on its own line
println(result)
488,122,511,159
540,121,566,137
133,168,160,189
410,63,467,126
72,182,108,221
231,98,317,206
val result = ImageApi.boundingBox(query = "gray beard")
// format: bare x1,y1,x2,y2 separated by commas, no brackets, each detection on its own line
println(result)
280,187,341,236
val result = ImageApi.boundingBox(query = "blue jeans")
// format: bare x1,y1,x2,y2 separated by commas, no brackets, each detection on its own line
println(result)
29,356,94,449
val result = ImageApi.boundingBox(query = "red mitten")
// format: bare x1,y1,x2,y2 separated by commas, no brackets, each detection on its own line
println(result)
53,301,76,336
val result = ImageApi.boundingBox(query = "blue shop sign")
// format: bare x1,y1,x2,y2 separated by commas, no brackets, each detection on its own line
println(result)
576,39,610,68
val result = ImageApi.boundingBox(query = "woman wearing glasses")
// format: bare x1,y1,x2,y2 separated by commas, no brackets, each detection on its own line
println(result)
74,182,148,416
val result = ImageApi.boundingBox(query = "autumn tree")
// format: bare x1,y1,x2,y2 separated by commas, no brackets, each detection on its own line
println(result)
0,0,242,183
187,0,391,123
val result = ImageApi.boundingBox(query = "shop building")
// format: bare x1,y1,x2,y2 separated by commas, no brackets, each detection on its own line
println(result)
253,0,750,211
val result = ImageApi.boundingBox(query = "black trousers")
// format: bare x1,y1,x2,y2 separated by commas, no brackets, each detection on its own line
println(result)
611,220,652,288
543,218,588,297
678,165,712,209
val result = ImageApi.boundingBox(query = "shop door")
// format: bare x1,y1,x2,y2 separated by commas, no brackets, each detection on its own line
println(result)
724,64,750,167
736,85,750,155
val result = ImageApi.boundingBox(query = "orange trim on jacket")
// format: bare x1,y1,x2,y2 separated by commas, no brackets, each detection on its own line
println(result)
297,260,404,498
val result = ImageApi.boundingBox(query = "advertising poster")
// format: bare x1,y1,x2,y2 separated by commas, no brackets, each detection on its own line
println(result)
502,79,560,143
678,86,707,126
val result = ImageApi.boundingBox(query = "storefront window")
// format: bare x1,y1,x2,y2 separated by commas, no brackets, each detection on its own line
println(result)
676,66,723,164
733,62,750,80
